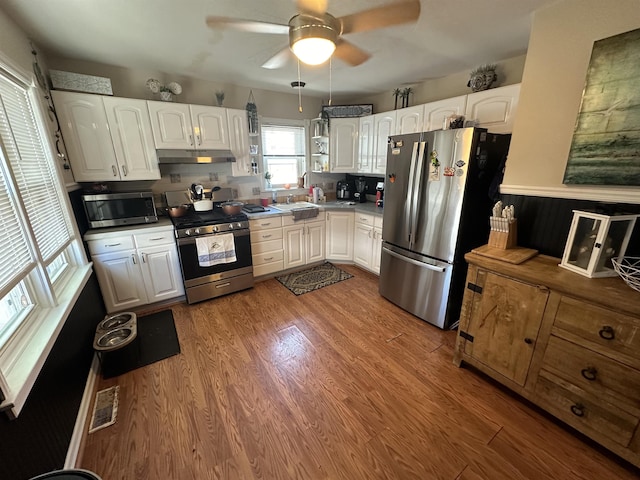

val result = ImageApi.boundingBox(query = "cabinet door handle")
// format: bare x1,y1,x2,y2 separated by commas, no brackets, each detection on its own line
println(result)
189,134,194,146
141,253,146,263
524,337,534,345
105,243,121,248
598,325,615,340
121,165,128,177
581,367,597,381
131,254,137,264
197,135,202,145
112,165,117,177
260,222,272,227
570,403,585,417
148,237,165,242
262,234,272,239
264,257,273,261
215,282,231,289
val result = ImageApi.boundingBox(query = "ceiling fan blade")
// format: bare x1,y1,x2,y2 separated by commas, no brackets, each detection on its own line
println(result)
333,39,370,67
261,47,292,69
338,0,421,35
296,0,328,15
206,16,289,35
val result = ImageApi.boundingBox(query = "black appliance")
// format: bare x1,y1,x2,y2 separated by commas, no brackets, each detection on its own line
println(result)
354,177,367,203
165,189,253,304
336,180,354,200
82,191,157,228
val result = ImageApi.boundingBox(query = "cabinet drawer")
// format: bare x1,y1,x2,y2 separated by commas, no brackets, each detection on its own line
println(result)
253,260,284,277
135,230,176,248
252,249,284,266
251,239,283,255
535,373,638,447
88,236,135,255
250,228,283,244
355,213,375,226
250,217,282,231
542,336,640,413
553,296,640,362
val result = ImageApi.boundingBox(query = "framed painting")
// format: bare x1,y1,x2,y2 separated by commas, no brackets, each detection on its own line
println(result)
563,27,640,186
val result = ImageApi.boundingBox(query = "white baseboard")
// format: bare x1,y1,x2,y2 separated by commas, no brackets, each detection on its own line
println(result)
499,184,640,204
65,353,99,468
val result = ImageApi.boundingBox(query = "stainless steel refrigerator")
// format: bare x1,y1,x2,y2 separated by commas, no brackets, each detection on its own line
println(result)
379,127,511,329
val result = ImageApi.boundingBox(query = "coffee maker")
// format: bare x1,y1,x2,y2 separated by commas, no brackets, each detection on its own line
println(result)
354,177,367,203
336,180,354,200
375,181,384,207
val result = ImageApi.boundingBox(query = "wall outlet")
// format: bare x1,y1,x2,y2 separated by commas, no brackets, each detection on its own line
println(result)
209,172,219,181
170,174,181,183
252,187,261,195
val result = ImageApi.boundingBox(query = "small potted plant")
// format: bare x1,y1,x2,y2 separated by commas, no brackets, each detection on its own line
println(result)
146,78,183,101
215,90,225,106
264,171,272,188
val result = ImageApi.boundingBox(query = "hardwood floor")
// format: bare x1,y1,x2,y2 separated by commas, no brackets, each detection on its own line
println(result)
80,264,639,479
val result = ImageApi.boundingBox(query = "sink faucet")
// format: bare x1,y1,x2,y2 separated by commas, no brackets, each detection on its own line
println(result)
287,194,294,204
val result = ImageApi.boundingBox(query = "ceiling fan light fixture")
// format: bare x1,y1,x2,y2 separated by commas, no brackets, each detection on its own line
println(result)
292,37,336,65
289,13,339,66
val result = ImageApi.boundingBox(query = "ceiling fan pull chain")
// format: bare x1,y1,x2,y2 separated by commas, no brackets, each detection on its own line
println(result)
297,59,303,113
329,57,332,106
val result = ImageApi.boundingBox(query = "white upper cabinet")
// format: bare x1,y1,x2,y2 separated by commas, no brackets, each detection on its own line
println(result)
464,84,520,134
148,101,230,149
227,108,252,176
357,115,374,173
395,105,425,134
103,97,160,180
423,95,467,132
53,91,117,182
372,111,396,174
190,104,229,149
53,91,159,182
329,117,359,173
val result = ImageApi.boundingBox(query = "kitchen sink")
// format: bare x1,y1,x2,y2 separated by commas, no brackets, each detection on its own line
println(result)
271,202,318,211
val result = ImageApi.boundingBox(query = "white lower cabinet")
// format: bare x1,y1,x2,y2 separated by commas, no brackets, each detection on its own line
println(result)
282,216,325,269
353,213,383,274
87,226,183,313
325,211,354,261
250,216,284,277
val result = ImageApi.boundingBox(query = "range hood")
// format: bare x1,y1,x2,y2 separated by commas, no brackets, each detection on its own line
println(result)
156,149,236,164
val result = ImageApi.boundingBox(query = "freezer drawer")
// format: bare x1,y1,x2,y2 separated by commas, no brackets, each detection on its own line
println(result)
379,244,453,329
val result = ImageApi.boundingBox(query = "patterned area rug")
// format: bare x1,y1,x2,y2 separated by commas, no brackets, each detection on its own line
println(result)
276,262,353,296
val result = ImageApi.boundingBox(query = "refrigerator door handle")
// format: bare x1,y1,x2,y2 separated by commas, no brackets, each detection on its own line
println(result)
406,141,420,245
409,141,427,249
382,247,446,272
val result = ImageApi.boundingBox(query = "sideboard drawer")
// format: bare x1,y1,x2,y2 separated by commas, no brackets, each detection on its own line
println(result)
542,336,640,413
553,296,640,362
535,373,638,447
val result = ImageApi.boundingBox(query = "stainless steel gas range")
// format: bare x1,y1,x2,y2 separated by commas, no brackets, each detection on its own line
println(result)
166,189,253,304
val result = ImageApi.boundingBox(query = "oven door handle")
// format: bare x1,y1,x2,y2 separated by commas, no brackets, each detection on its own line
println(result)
177,228,250,246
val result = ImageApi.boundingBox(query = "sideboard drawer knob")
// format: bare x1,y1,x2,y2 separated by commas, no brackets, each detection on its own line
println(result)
581,367,597,381
598,326,615,340
570,403,585,417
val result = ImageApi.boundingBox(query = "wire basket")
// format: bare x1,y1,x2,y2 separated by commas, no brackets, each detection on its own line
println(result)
611,256,640,293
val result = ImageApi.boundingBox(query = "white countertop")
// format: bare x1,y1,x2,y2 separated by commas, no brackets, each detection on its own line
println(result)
83,218,174,241
245,201,384,219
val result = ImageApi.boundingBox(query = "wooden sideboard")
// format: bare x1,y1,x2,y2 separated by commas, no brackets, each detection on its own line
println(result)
454,252,640,467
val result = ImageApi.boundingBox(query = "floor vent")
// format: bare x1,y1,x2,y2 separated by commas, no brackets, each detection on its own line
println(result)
89,385,119,433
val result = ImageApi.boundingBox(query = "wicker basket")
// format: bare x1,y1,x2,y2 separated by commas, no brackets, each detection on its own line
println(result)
611,256,640,293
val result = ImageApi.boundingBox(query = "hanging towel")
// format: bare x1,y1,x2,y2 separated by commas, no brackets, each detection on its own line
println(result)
196,233,236,267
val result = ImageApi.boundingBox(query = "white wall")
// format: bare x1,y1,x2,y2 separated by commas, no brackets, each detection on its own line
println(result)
502,0,640,203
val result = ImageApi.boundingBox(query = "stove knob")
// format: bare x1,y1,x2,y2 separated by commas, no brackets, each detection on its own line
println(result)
236,222,242,228
184,229,192,236
228,223,234,230
213,225,219,232
194,228,201,235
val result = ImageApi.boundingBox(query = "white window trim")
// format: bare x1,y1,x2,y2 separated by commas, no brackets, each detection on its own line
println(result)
0,55,91,418
260,116,309,191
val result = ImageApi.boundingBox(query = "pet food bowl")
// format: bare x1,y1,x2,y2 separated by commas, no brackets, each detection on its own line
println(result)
97,312,136,331
94,327,137,351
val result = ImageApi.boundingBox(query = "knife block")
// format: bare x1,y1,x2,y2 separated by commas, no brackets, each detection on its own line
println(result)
488,218,517,249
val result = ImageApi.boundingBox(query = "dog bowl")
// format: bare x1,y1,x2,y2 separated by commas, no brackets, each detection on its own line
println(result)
98,312,136,331
95,327,137,351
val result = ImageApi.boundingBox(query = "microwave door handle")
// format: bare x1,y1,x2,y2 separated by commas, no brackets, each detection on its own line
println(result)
409,141,427,250
406,141,420,246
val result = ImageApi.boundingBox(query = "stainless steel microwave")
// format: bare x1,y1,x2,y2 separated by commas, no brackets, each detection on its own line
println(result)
82,192,158,228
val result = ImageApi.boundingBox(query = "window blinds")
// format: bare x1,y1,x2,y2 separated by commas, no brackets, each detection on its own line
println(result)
0,75,71,291
262,124,306,156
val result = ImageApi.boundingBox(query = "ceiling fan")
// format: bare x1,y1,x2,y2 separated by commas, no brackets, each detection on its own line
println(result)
206,0,421,69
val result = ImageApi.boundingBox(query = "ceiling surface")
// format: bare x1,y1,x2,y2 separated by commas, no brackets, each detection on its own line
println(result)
2,0,559,97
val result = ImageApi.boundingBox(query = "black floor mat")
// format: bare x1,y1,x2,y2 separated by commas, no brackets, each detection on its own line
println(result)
101,309,180,379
